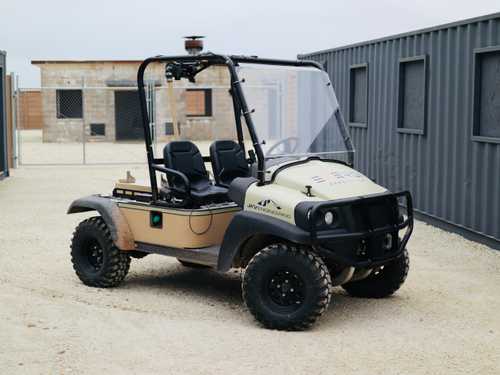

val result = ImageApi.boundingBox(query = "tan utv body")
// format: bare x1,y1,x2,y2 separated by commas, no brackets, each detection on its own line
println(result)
68,53,414,331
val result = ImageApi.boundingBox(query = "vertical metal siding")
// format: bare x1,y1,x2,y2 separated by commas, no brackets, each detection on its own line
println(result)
301,13,500,242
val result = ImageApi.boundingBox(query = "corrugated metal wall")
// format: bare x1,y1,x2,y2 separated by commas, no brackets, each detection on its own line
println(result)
300,13,500,243
0,50,8,179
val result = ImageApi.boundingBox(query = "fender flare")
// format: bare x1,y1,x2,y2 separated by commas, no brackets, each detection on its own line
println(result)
217,211,312,272
67,195,135,250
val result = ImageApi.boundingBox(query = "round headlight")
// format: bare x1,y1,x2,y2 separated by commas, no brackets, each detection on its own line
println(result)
324,211,335,225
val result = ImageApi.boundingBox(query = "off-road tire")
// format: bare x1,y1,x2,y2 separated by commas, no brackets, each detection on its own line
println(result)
341,249,409,298
177,259,211,269
242,244,332,331
71,216,131,288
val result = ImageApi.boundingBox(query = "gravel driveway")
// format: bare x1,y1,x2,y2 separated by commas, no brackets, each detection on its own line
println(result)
1,165,499,374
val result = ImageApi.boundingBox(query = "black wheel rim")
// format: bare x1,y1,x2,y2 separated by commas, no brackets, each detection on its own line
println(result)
87,240,104,271
267,269,305,308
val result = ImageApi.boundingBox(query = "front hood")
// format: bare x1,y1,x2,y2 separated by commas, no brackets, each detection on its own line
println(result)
271,160,386,200
244,160,387,225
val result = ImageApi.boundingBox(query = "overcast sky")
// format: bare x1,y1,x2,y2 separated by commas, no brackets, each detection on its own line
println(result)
1,0,499,87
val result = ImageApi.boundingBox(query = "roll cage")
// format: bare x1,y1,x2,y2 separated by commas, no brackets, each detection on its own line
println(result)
137,53,354,204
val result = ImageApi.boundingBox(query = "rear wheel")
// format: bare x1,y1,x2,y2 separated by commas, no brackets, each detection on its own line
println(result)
342,249,409,298
71,217,131,288
242,244,332,331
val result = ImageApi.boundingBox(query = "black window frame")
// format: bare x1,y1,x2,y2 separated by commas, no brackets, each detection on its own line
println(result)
185,88,212,117
397,55,428,135
472,45,500,144
348,63,369,128
164,122,174,135
56,89,83,119
90,123,105,136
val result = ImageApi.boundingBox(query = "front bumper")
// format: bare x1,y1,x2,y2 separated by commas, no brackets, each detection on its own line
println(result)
307,191,414,268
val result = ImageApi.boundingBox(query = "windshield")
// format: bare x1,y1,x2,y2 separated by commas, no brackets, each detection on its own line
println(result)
238,64,353,164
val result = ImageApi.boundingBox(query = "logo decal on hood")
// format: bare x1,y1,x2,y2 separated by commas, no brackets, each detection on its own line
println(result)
248,198,291,220
256,199,282,210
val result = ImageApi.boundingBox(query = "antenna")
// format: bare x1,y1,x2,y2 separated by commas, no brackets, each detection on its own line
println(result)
183,36,205,55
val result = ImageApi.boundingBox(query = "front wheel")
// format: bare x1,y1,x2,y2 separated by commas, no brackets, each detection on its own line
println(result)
71,217,131,288
242,244,332,331
341,249,409,298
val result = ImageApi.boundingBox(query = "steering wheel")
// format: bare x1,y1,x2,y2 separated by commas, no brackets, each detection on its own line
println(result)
265,137,299,157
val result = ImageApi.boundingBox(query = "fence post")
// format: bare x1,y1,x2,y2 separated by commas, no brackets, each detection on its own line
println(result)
15,75,22,166
81,76,86,165
10,73,18,168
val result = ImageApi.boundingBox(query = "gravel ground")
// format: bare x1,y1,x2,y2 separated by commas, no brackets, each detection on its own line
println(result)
17,130,228,165
0,165,499,375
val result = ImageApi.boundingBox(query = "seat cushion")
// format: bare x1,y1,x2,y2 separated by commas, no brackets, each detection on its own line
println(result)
191,184,228,202
210,140,250,187
164,141,209,191
163,140,229,205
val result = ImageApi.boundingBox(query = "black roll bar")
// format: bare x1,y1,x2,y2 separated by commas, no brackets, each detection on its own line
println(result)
137,53,328,203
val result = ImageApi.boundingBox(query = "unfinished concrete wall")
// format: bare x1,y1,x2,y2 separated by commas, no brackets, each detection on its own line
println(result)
33,61,236,143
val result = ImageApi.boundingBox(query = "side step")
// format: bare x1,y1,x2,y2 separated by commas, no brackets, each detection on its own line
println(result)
135,242,220,267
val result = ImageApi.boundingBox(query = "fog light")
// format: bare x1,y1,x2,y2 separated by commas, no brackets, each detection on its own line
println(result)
382,234,393,250
324,211,335,225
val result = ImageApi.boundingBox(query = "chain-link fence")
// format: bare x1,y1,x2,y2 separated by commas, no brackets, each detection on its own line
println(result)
15,85,228,165
17,85,157,165
14,61,309,166
15,61,247,165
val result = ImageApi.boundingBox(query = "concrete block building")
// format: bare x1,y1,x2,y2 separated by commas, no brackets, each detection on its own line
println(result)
32,60,236,143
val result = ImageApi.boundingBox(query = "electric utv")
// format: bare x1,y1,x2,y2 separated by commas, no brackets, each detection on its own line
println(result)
68,53,413,330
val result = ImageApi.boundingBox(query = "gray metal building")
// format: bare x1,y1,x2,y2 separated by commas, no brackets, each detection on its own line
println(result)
300,13,500,248
0,50,8,180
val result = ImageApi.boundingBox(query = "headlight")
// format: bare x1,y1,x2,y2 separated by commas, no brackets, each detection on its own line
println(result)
302,207,341,230
324,211,335,225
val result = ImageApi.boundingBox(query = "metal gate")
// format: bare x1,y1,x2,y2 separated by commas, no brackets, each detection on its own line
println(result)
15,82,159,166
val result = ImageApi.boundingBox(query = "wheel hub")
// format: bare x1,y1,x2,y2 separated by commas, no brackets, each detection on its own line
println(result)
268,269,305,307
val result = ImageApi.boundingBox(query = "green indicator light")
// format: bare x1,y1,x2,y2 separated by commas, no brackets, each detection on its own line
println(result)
152,215,161,224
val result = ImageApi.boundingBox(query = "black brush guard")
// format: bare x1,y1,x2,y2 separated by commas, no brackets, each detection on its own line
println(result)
308,191,413,268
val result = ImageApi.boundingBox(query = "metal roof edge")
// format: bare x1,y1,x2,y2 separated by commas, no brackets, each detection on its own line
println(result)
31,59,143,65
298,11,500,58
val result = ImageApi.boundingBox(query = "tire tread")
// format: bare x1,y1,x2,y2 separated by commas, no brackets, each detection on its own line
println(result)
243,244,332,331
71,216,130,288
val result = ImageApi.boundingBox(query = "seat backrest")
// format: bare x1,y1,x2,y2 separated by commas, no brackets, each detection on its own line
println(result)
209,140,250,187
164,141,209,190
